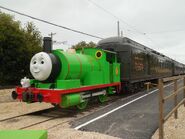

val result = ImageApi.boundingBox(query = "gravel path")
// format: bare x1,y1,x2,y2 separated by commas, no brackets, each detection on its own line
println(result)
152,105,185,139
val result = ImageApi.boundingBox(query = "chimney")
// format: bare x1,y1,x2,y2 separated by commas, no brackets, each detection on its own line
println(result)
43,37,52,53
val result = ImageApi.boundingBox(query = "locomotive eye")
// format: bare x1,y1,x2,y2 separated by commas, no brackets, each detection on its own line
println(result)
41,61,44,64
33,61,37,64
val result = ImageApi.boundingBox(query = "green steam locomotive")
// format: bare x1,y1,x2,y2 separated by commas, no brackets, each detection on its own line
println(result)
12,37,121,109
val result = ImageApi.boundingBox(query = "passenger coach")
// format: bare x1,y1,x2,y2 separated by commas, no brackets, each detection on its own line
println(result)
98,37,185,92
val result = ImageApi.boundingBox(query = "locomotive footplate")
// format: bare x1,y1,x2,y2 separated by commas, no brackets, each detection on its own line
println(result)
12,82,121,104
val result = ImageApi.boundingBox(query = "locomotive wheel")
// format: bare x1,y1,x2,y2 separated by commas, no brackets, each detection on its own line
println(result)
77,101,88,110
98,94,108,103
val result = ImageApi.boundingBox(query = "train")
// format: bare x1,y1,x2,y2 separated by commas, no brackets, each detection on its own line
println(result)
98,37,185,92
12,37,121,109
12,36,185,109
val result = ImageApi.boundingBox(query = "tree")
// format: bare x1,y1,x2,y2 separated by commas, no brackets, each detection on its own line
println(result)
72,41,96,49
0,12,42,85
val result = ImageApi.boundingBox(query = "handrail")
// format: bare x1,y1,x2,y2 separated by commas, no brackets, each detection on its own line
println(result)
162,75,185,82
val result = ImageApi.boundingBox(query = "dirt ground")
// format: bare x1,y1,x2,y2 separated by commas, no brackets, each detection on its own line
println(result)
152,105,185,139
48,128,119,139
48,122,119,139
0,88,14,103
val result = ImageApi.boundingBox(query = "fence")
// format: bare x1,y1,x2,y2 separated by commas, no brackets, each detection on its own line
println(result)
144,82,158,91
158,75,185,139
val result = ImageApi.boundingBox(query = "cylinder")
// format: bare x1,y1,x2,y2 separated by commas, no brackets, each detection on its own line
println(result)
60,93,82,108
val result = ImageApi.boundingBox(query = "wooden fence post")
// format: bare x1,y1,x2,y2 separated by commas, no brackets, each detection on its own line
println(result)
174,80,178,119
158,79,164,139
147,83,150,91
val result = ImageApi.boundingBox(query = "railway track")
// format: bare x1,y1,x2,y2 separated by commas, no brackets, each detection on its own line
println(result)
0,107,76,129
19,108,76,130
0,94,126,130
0,107,55,122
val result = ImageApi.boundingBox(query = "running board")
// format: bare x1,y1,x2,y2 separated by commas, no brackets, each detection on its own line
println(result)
81,90,106,99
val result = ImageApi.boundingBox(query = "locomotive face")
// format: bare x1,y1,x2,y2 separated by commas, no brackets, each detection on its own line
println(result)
30,52,52,81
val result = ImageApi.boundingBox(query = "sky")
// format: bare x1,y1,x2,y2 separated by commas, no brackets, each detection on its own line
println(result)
0,0,185,63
